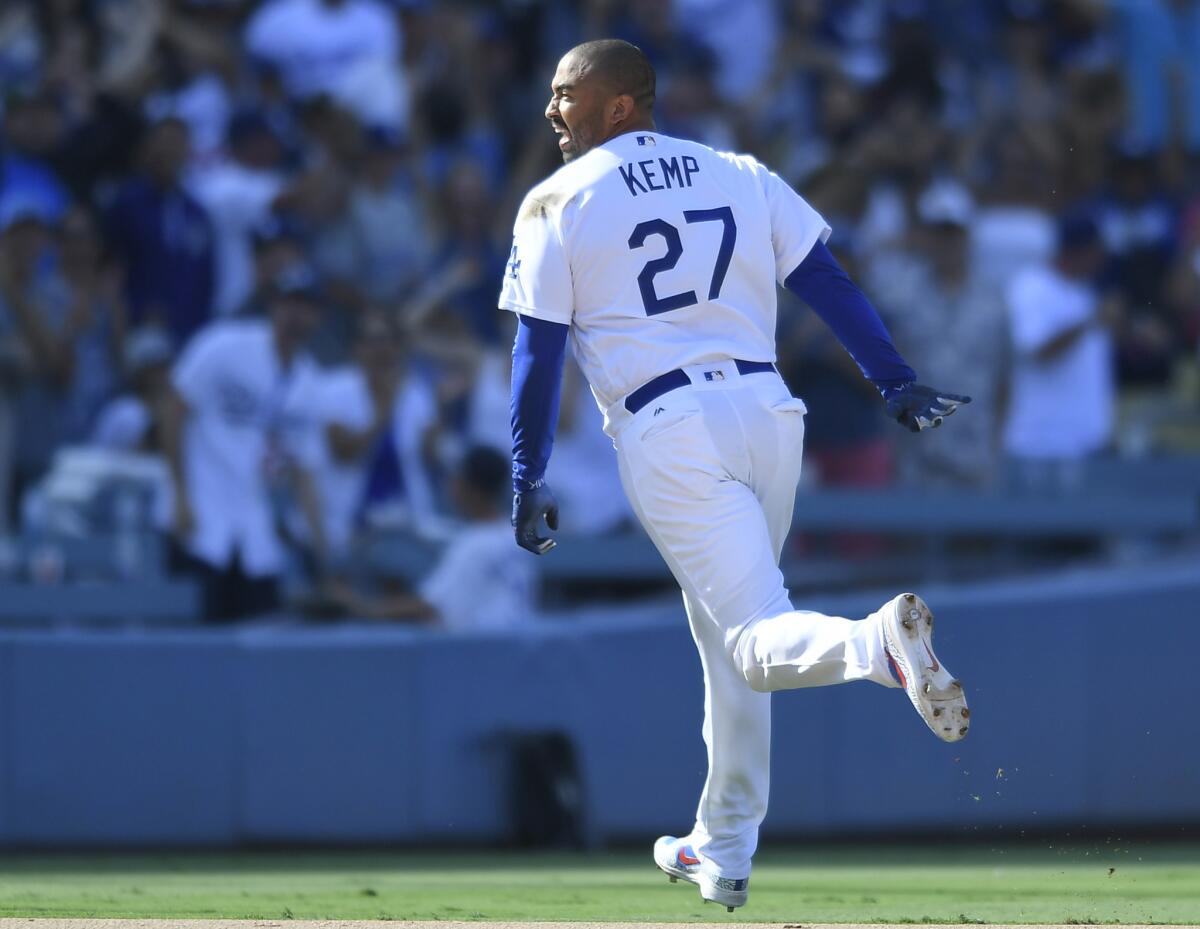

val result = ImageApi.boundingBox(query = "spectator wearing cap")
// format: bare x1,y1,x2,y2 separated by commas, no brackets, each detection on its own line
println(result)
868,180,1009,487
1003,213,1118,476
235,215,302,309
189,110,292,316
162,265,324,622
105,117,216,350
1094,145,1181,386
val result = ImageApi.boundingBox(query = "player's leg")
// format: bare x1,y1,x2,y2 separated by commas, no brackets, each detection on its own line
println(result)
617,387,888,898
668,386,796,879
679,586,770,879
616,387,896,695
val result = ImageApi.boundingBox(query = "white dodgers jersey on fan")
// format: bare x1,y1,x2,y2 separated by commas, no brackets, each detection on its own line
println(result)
499,130,830,434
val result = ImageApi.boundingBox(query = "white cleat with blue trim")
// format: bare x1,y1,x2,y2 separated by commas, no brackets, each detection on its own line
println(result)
653,835,749,912
879,592,970,742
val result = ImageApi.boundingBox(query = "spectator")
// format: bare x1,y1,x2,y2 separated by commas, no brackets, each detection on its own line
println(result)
0,205,121,513
1003,213,1117,479
291,310,439,556
243,0,406,129
142,26,235,162
243,216,308,315
163,265,323,622
0,92,70,224
969,124,1059,290
869,180,1009,487
345,127,431,304
1104,0,1200,152
1095,146,1181,386
189,111,291,316
92,326,173,454
675,0,778,105
0,209,60,527
49,206,124,441
321,446,537,630
105,117,215,350
428,159,507,345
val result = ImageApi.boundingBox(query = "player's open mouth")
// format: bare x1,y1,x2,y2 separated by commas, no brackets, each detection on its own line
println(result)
552,123,572,150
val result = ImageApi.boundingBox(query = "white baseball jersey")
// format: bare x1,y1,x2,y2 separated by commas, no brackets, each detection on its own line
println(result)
499,130,830,434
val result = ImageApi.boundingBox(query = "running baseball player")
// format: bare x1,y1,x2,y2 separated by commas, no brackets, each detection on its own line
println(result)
501,39,970,912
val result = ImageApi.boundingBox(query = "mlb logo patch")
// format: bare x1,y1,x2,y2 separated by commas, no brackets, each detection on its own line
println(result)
637,135,656,146
703,370,725,382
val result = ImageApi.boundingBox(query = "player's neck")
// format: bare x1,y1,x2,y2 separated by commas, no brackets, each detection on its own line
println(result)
601,118,657,147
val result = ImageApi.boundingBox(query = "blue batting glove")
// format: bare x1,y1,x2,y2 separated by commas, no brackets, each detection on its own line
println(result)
512,479,559,555
883,383,971,433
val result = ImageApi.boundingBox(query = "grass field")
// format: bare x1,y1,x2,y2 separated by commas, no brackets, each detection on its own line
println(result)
0,841,1197,924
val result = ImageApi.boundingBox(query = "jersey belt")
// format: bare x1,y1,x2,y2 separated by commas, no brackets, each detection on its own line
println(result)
624,359,777,414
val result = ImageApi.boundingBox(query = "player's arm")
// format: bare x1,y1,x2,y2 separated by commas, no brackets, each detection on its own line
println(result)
510,314,568,554
783,240,970,432
757,160,969,432
500,187,576,554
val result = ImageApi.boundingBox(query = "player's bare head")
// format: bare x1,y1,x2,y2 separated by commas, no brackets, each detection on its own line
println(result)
546,39,656,163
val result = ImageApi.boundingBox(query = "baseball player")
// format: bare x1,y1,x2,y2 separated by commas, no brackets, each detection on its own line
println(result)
502,40,970,911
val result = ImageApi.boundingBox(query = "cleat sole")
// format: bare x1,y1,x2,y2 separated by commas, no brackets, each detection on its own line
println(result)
882,593,970,743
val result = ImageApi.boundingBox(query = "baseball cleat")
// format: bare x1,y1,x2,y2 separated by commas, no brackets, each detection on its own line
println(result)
653,835,748,912
880,593,970,742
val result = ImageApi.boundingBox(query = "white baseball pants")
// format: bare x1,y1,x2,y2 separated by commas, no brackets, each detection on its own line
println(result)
612,360,898,879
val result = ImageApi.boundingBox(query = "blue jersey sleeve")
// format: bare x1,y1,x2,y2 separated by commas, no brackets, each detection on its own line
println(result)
783,240,916,391
510,314,569,493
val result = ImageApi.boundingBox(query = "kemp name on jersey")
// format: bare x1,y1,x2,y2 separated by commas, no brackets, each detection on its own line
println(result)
619,136,701,197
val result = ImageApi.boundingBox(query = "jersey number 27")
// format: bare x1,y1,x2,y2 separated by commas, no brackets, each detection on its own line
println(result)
627,206,737,316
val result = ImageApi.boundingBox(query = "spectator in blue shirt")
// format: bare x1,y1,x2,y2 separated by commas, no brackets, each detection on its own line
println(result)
0,93,70,226
105,118,215,350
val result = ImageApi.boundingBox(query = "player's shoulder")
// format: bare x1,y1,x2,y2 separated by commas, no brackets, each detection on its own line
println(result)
660,133,770,176
515,152,617,227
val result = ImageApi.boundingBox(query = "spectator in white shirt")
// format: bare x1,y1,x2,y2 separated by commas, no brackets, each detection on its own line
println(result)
1004,214,1118,480
290,310,438,557
323,446,537,631
243,0,407,130
92,326,174,454
163,265,324,622
189,111,291,316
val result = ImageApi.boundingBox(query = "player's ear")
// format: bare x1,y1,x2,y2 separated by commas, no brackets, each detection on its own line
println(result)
610,93,634,126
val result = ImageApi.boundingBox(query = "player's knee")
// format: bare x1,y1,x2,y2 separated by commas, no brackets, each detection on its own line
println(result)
731,625,773,692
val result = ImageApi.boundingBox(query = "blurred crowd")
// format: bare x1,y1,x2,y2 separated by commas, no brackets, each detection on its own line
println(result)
1,0,1199,620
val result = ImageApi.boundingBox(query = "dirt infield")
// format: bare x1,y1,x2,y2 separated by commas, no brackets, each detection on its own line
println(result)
1,922,1195,929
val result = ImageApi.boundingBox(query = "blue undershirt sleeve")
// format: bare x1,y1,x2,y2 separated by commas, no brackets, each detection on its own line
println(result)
783,240,917,392
510,314,570,493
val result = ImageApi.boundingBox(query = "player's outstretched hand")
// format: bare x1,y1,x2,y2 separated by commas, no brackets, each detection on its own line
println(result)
512,480,559,555
884,383,971,433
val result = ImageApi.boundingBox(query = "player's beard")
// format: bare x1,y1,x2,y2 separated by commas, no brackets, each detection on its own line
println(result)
557,117,599,163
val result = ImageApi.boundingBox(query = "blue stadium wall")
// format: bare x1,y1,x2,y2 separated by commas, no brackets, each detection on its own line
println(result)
0,564,1197,846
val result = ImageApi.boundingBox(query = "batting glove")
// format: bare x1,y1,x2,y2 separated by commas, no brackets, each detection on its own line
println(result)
512,480,559,555
883,383,971,433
